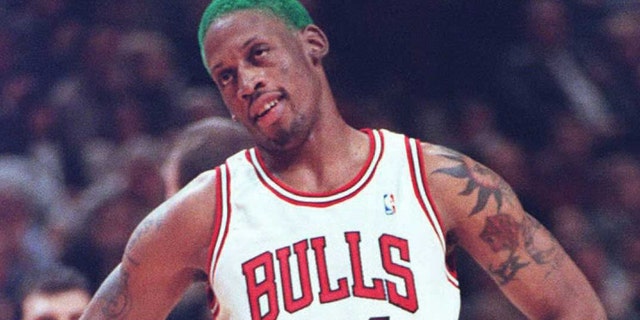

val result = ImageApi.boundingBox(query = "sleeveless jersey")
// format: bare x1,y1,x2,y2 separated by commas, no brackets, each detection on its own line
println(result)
207,129,460,319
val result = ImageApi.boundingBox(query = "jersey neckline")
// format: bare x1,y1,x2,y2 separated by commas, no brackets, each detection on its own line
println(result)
246,129,384,207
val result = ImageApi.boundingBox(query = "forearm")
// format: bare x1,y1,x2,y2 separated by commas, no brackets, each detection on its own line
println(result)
537,296,606,320
554,302,607,320
494,246,607,320
538,270,606,320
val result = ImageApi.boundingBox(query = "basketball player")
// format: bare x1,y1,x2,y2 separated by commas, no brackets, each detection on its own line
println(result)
81,0,606,319
21,265,91,320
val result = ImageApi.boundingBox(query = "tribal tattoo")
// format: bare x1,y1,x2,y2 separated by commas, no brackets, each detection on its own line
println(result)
433,150,516,216
432,148,563,284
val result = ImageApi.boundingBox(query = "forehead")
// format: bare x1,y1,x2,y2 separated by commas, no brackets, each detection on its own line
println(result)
203,10,294,59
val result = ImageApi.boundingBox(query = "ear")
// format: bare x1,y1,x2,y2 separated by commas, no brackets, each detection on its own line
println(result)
299,24,329,65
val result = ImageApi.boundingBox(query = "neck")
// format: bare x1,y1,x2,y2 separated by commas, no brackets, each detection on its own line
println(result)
258,104,370,193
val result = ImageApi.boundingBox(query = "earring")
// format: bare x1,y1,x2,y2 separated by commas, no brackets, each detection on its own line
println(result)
232,114,238,122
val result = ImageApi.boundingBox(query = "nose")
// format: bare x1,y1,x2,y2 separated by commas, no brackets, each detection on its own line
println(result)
237,64,265,101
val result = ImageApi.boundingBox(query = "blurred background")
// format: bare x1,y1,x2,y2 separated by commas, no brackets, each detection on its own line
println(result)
0,0,639,319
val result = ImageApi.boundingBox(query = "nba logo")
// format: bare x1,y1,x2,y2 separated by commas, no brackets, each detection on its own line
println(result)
383,194,396,215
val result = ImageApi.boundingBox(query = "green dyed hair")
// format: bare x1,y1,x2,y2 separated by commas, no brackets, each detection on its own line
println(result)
198,0,314,72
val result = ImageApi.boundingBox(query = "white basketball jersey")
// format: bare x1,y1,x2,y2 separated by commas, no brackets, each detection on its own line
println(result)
207,129,460,319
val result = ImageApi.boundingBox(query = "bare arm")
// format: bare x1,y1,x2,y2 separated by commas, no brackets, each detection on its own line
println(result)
81,171,218,319
423,144,606,320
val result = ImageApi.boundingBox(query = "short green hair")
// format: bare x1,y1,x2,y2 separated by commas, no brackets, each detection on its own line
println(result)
198,0,314,72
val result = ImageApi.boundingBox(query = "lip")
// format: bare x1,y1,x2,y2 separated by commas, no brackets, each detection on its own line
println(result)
250,91,284,123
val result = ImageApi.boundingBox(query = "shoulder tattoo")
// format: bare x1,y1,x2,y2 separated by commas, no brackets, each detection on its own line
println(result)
432,148,516,216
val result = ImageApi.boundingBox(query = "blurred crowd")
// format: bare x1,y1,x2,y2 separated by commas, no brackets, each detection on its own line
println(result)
0,0,639,319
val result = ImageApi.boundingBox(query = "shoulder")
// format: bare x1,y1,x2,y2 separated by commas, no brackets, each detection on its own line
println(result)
161,168,219,226
164,168,219,246
417,142,475,190
125,169,220,272
417,142,521,229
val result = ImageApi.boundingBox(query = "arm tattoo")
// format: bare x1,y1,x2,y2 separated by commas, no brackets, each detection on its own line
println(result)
99,269,131,318
445,230,460,272
480,214,530,285
125,216,166,261
445,230,459,257
431,147,563,284
480,213,563,285
432,150,516,216
522,215,564,273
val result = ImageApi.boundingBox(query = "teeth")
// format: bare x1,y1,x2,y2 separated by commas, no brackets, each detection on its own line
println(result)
265,99,278,110
259,99,279,117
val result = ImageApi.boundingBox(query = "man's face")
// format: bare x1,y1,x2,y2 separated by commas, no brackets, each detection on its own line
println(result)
202,10,324,152
22,290,90,320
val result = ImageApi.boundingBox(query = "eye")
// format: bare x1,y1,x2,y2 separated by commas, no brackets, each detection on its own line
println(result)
251,45,270,60
217,70,235,86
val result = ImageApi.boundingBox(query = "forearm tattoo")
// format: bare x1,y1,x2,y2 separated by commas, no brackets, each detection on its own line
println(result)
433,150,515,216
98,269,132,318
433,149,563,285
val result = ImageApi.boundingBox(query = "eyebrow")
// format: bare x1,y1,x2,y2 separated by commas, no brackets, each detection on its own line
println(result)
242,36,259,49
210,36,259,74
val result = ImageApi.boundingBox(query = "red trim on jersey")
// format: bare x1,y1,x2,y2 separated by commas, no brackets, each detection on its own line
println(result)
414,139,447,238
447,276,459,289
213,165,233,275
206,165,236,310
405,138,459,287
206,166,224,309
208,288,219,318
250,129,384,207
206,166,224,276
415,141,459,282
405,137,444,249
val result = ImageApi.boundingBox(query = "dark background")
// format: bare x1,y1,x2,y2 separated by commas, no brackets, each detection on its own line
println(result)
1,0,639,319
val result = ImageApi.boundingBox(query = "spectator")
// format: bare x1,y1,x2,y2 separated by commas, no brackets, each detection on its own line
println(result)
61,187,148,292
19,264,91,320
162,116,253,197
493,0,617,150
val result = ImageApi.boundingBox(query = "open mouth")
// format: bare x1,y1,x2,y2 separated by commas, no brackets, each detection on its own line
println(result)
252,94,283,123
257,98,279,119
